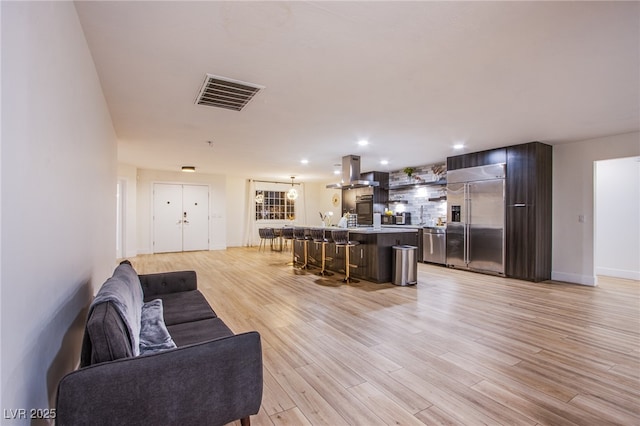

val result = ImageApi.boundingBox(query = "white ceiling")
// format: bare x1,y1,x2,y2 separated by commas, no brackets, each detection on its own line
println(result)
74,1,639,183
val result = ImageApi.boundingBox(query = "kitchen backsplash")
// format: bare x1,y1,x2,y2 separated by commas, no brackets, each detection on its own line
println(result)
388,162,447,225
388,162,446,187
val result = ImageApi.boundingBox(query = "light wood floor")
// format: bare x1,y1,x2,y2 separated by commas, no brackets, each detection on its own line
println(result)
129,248,640,426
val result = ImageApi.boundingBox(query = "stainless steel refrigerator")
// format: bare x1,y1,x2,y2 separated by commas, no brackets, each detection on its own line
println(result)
446,163,505,275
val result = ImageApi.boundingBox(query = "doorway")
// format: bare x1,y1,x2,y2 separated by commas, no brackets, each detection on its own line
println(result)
153,183,210,253
594,156,640,280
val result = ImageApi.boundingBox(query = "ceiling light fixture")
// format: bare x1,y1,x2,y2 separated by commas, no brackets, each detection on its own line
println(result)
380,160,389,165
301,159,309,165
287,176,299,200
182,166,196,172
453,143,465,150
358,139,369,146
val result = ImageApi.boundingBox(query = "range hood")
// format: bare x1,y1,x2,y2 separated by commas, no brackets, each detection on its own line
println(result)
326,155,380,189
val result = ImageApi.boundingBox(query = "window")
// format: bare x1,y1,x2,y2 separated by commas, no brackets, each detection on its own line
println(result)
255,190,295,220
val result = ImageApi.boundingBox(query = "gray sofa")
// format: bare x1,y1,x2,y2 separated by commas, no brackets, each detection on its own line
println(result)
56,261,263,426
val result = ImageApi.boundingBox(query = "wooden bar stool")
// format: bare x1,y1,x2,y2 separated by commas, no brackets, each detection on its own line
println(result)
331,229,360,283
310,228,333,276
293,227,311,269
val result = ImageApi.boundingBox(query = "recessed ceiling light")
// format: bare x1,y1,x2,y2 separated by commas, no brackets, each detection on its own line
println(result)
453,143,465,150
358,139,369,146
181,166,196,173
380,160,389,165
301,159,309,165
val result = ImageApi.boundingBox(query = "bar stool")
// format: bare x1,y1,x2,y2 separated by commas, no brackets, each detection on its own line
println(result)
280,227,295,266
280,227,294,252
258,228,276,251
293,227,311,269
331,229,360,283
310,228,333,276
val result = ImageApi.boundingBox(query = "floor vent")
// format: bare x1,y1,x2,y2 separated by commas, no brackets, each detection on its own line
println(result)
195,74,264,112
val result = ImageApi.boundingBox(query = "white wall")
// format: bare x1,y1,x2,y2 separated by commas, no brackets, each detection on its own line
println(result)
135,169,227,253
225,176,247,247
1,1,117,419
118,164,138,258
552,131,640,285
317,185,342,226
595,156,640,279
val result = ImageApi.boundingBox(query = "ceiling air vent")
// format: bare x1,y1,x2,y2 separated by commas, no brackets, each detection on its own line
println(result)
195,74,264,112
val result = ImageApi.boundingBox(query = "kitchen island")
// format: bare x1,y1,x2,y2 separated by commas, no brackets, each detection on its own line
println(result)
294,226,419,283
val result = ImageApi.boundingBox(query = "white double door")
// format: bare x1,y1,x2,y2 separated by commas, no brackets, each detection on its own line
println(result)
153,183,209,253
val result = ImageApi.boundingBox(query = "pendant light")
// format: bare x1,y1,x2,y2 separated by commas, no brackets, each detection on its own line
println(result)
287,176,299,200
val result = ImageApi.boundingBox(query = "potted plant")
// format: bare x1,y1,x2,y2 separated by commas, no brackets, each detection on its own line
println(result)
403,167,415,182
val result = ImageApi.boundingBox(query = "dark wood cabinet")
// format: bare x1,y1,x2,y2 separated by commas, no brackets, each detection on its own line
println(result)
505,142,552,282
341,189,357,214
447,148,506,171
350,230,418,283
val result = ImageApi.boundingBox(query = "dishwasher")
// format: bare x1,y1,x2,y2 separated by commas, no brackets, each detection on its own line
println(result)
423,227,446,264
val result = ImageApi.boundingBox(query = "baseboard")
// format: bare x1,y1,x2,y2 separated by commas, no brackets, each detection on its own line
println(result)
595,267,640,281
551,271,598,286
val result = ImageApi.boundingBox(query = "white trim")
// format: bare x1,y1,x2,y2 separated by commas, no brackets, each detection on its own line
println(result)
551,271,598,286
595,267,640,281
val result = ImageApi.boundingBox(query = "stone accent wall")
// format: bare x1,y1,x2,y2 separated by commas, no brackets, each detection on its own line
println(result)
388,162,447,225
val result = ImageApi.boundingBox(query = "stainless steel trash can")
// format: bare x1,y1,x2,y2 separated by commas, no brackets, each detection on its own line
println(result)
392,245,417,286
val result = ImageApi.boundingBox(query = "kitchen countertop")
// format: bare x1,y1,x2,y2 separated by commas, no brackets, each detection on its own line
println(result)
381,224,423,230
348,227,419,234
382,225,447,230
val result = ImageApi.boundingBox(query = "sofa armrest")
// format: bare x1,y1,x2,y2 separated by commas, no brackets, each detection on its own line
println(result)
139,270,198,298
56,332,263,426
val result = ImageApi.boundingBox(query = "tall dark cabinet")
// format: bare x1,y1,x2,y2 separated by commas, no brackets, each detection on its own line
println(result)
505,142,552,282
447,141,552,282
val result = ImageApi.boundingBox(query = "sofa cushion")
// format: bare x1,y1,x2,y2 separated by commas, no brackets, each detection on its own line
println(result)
139,270,197,297
139,299,177,355
83,301,134,366
167,318,234,347
152,290,217,326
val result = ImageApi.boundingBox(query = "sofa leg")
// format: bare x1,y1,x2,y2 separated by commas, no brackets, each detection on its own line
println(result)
240,417,251,426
